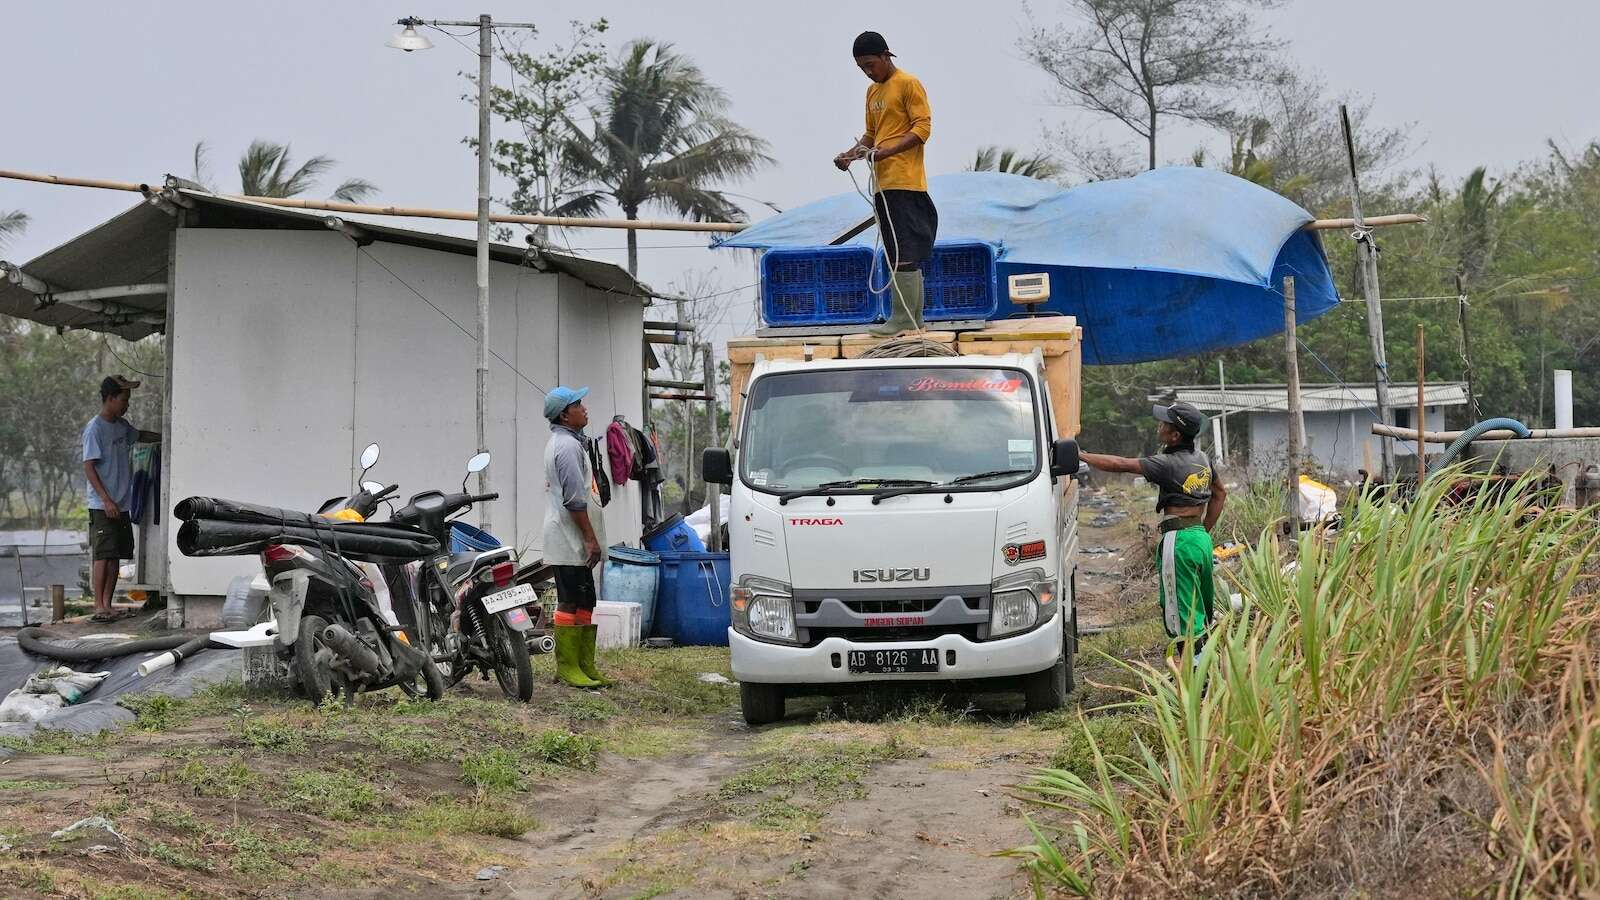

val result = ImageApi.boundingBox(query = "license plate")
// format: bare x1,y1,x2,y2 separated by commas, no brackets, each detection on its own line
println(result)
847,648,940,674
482,583,535,614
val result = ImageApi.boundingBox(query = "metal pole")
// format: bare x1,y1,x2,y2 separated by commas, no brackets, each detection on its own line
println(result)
475,14,493,531
1341,104,1395,483
1217,358,1228,462
1416,324,1427,482
1284,276,1302,536
1456,276,1480,421
704,344,722,553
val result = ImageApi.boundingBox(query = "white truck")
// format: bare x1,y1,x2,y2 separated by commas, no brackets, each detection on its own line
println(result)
703,318,1084,724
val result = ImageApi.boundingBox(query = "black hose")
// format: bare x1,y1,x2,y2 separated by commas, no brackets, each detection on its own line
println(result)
17,626,195,661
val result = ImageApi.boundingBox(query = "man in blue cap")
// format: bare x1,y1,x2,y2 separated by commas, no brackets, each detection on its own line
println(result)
543,386,610,687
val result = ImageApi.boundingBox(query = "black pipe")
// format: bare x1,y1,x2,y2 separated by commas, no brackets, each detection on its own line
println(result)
17,626,194,661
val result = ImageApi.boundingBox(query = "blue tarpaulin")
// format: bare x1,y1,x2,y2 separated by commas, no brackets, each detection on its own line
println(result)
715,168,1340,365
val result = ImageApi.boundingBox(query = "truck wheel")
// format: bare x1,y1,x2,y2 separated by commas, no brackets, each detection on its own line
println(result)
1024,656,1068,713
1064,608,1078,695
739,682,785,725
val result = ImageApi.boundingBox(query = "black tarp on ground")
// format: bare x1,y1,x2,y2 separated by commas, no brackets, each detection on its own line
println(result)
0,634,242,752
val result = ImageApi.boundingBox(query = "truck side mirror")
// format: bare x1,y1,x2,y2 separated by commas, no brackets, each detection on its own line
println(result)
1050,439,1080,477
703,448,733,485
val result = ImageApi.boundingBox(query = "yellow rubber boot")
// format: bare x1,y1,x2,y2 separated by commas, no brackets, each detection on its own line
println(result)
554,625,601,688
578,624,612,686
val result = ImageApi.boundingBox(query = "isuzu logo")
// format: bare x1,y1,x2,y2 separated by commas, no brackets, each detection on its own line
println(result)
852,568,931,583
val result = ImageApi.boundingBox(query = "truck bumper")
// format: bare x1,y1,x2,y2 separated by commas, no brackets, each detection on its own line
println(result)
729,610,1063,685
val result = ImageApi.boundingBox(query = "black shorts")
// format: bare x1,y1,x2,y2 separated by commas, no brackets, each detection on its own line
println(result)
874,189,938,269
89,509,134,561
553,565,598,612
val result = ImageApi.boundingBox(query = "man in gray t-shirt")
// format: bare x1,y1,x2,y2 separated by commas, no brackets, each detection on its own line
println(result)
83,376,160,621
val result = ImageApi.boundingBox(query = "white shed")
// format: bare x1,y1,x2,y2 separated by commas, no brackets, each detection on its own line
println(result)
1151,382,1470,478
0,191,657,625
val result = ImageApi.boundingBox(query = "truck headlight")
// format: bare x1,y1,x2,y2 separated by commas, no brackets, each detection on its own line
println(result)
732,576,796,643
989,568,1056,639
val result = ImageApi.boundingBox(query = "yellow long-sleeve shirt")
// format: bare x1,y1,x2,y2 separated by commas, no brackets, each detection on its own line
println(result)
864,68,931,193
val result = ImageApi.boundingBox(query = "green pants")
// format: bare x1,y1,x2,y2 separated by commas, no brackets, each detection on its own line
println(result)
1158,524,1215,638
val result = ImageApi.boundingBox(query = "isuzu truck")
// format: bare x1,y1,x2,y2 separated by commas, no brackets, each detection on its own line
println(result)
703,317,1083,724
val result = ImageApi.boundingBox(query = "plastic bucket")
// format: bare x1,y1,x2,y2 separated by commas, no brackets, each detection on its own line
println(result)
642,513,705,554
449,521,502,553
602,546,661,637
654,550,731,646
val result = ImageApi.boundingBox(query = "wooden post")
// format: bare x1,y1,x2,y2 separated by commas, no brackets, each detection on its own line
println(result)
50,584,66,623
1416,323,1427,481
1342,104,1396,482
1284,276,1302,536
704,344,722,553
1456,275,1480,421
1217,358,1229,462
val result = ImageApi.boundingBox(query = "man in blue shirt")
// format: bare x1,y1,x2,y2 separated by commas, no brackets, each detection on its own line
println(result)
83,376,160,622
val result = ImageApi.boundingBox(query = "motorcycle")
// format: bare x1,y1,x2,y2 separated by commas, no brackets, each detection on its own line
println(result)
261,442,446,704
388,452,540,701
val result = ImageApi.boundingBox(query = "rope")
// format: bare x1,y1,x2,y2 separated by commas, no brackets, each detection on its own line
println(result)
859,336,957,358
845,145,923,334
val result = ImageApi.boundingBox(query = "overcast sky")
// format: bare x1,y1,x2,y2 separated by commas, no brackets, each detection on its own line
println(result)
5,0,1599,341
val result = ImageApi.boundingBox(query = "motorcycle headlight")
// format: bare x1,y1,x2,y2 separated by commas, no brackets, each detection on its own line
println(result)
989,568,1056,639
732,576,796,643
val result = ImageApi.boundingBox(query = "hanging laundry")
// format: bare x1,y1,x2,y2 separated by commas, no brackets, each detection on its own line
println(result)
606,418,635,484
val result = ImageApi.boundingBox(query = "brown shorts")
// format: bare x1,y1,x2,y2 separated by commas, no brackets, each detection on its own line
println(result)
89,509,135,561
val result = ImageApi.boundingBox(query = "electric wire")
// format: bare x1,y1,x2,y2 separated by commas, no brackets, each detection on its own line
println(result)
357,246,549,396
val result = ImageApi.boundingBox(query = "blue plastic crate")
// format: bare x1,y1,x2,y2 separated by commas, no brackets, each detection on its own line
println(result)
922,241,998,321
761,246,884,326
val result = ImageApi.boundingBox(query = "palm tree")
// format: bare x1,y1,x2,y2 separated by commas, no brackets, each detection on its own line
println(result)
968,146,1063,181
0,209,27,249
1457,166,1501,286
191,139,377,203
563,40,772,275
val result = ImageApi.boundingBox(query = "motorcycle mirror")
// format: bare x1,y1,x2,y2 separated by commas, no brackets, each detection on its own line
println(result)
360,481,384,494
359,443,380,472
467,451,491,474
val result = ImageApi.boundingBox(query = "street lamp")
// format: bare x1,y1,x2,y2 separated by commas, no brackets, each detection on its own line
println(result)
387,14,535,532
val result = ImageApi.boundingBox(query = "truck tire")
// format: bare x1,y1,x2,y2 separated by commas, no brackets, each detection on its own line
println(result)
1024,655,1068,713
740,682,785,725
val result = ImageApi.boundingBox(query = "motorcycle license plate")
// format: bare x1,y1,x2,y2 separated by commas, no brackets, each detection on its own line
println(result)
847,648,940,675
482,583,536,614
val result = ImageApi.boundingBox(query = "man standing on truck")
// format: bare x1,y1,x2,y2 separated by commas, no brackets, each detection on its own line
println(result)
1078,402,1226,663
833,30,936,337
543,386,611,689
83,375,160,623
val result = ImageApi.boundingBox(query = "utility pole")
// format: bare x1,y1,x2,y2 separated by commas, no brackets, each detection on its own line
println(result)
1284,276,1302,537
704,344,722,552
388,14,538,530
1341,104,1395,483
1456,275,1480,421
1216,358,1229,462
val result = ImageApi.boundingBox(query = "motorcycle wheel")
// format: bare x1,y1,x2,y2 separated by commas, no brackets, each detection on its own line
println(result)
487,614,534,702
295,614,344,705
397,652,447,700
432,608,470,687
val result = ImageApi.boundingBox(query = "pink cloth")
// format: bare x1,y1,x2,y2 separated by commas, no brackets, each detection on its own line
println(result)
605,421,634,484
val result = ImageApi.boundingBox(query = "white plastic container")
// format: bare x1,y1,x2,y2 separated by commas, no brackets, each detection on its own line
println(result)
592,600,642,650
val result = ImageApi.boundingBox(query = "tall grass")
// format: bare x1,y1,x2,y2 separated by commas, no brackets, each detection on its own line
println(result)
1011,470,1600,897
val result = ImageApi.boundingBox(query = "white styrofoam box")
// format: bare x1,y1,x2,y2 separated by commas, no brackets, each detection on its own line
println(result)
593,600,642,649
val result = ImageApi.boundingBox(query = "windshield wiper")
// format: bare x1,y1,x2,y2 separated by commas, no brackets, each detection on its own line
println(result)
777,477,935,505
947,468,1033,485
871,469,1035,504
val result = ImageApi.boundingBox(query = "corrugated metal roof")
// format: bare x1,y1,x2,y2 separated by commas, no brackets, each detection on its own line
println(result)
1151,382,1470,414
0,191,656,340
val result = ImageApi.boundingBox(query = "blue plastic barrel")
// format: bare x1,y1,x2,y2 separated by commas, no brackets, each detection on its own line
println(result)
653,550,731,646
603,546,661,637
642,513,705,554
449,520,502,553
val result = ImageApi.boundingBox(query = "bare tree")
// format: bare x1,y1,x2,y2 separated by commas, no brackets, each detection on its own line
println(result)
1245,66,1411,210
1021,0,1282,172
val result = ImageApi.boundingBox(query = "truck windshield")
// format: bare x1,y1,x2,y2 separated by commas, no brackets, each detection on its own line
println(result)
740,366,1041,493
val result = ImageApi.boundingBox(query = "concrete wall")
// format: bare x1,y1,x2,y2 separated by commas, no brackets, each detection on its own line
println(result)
1249,406,1450,477
1465,436,1600,506
166,229,643,598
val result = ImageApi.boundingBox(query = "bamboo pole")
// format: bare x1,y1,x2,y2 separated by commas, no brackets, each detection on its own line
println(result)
1416,324,1427,481
1373,424,1600,442
1284,276,1302,535
0,168,1422,235
1341,105,1397,482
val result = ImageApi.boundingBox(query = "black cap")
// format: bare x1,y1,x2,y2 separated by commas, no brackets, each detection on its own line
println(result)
852,31,892,57
100,375,141,400
1152,401,1205,438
